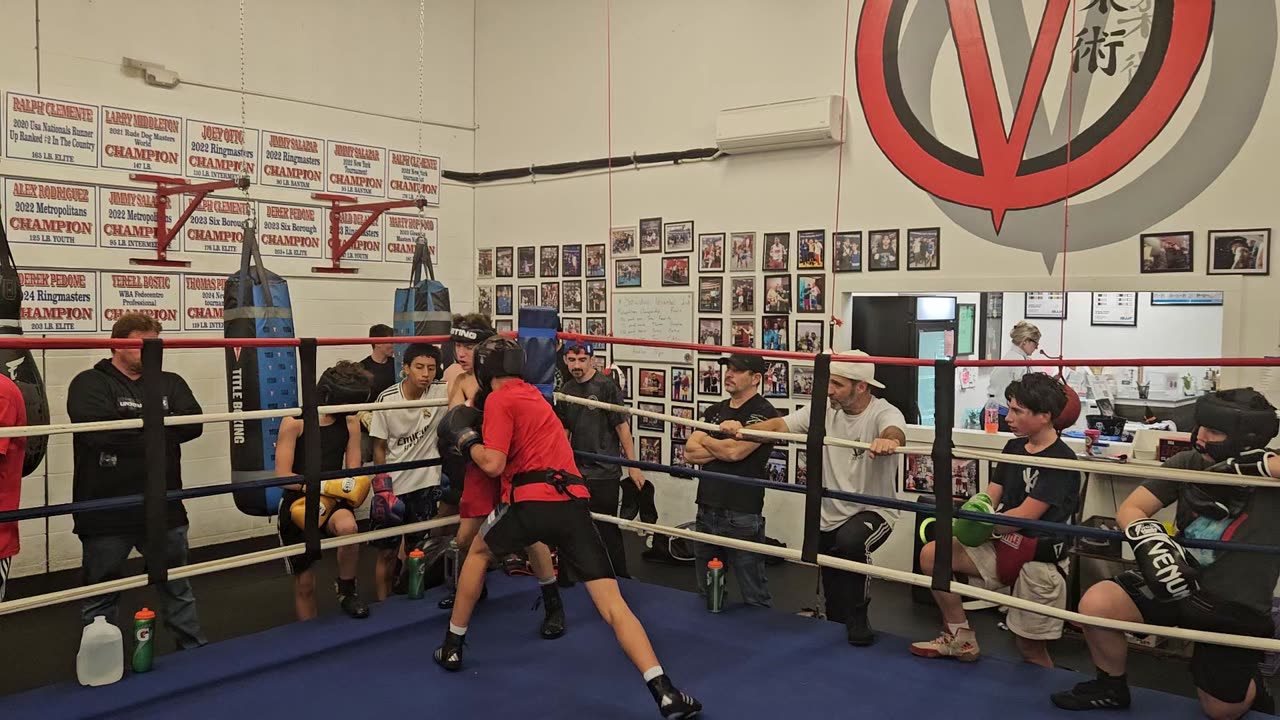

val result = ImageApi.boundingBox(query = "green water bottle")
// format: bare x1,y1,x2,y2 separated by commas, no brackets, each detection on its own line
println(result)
132,608,155,673
705,558,726,613
407,548,426,600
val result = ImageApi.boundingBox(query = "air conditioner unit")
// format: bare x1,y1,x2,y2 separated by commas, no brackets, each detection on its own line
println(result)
715,96,845,155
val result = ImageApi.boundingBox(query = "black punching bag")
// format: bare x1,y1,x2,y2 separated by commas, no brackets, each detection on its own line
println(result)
0,226,49,476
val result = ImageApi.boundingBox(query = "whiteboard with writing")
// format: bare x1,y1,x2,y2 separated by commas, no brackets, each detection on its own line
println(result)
610,291,695,364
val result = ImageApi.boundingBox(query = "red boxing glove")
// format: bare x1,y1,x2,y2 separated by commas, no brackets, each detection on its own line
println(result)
370,473,405,527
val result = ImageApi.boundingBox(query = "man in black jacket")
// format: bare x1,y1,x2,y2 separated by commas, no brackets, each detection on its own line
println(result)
70,313,207,649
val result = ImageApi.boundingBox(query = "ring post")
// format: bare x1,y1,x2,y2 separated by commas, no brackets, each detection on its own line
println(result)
141,338,169,586
299,338,322,566
801,352,832,563
930,357,956,590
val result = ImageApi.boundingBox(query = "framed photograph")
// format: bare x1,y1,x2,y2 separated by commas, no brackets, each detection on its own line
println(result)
796,274,825,313
586,316,608,350
766,449,789,485
495,285,513,316
637,402,665,432
585,244,606,278
1091,291,1139,327
639,217,663,253
562,244,582,277
477,248,494,278
639,369,667,398
562,316,583,335
698,317,723,348
697,359,723,395
1150,291,1224,306
833,231,862,272
539,246,559,277
904,456,979,499
730,232,756,272
795,449,808,485
730,277,755,315
1140,232,1193,273
763,275,792,314
1025,291,1067,320
477,286,492,317
697,401,715,419
561,280,583,313
671,367,694,402
868,229,900,271
615,258,642,288
670,405,694,441
763,360,790,398
664,221,694,253
763,232,790,271
797,229,825,269
540,281,560,309
731,318,756,348
638,435,663,463
791,365,815,398
1208,228,1270,275
698,277,723,312
495,319,513,333
795,320,823,353
662,256,691,286
593,356,608,371
957,303,976,355
518,246,536,278
518,285,537,309
906,227,941,271
613,364,633,399
586,279,608,313
699,233,725,272
671,441,691,470
612,226,638,258
761,316,788,351
496,246,514,277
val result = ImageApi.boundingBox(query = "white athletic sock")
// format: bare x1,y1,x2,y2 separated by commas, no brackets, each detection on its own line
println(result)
643,666,664,682
946,621,970,635
449,623,468,636
538,575,557,586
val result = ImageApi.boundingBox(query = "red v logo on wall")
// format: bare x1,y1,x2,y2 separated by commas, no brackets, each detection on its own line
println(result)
856,0,1213,232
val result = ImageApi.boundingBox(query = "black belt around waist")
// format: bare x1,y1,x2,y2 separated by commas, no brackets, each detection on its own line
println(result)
510,469,587,502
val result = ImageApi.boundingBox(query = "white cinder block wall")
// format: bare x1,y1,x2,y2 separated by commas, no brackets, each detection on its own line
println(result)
1,0,478,576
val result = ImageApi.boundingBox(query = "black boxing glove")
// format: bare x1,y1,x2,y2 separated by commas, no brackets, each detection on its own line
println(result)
437,405,484,458
1125,518,1198,602
1220,448,1278,478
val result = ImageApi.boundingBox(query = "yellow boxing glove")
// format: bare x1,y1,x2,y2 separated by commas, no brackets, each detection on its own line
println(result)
319,475,372,506
290,495,338,530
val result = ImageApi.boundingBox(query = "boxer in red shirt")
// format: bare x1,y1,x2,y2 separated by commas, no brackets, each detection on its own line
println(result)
0,373,27,601
435,336,701,718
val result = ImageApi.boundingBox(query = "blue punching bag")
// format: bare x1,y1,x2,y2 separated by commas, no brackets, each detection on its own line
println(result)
519,307,559,403
224,225,297,516
0,226,49,476
394,240,452,366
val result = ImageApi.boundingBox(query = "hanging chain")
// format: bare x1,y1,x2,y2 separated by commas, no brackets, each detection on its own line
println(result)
239,0,254,228
417,0,425,157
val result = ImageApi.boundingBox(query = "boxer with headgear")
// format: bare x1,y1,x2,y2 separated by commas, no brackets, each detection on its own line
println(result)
434,336,701,718
436,315,565,639
1052,388,1280,718
274,361,371,621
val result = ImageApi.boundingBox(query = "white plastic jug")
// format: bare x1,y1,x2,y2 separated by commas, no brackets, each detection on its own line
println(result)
77,615,124,687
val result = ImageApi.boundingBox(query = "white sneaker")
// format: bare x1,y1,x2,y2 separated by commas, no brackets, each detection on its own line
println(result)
909,630,980,662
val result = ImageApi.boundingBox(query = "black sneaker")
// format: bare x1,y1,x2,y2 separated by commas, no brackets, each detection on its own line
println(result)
336,583,369,619
647,675,702,719
536,585,566,640
438,584,487,609
1050,675,1131,711
433,630,466,672
846,608,875,647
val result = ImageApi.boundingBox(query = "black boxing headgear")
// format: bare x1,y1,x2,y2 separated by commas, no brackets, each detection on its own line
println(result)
450,323,495,346
316,365,371,411
473,336,524,392
1191,388,1279,462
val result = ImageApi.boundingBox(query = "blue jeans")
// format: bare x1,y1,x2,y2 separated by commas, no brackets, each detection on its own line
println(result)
692,505,771,608
80,525,207,650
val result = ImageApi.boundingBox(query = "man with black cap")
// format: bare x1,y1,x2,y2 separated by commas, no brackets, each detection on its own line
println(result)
720,350,906,644
684,353,780,608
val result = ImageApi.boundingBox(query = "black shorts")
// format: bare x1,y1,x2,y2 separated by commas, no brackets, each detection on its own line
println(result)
1115,569,1274,704
277,490,352,576
481,499,616,582
369,487,443,550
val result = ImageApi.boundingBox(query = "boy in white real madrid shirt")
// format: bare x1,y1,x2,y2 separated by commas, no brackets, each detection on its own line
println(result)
369,343,448,600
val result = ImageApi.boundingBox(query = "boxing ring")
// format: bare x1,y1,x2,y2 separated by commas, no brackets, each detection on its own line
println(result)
2,329,1279,719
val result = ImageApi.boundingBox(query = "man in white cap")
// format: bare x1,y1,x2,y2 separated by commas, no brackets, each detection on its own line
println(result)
719,350,906,646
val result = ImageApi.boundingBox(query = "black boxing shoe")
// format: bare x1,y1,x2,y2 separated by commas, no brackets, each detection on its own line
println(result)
335,579,369,619
537,583,567,639
433,630,466,672
846,606,876,647
647,674,702,719
1050,672,1131,711
438,583,488,609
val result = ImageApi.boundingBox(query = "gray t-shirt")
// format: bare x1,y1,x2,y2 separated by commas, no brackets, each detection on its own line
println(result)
1142,450,1280,615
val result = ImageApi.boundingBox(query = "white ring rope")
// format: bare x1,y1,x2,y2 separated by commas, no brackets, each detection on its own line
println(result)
0,514,461,617
593,513,1280,652
0,397,449,440
557,393,1272,489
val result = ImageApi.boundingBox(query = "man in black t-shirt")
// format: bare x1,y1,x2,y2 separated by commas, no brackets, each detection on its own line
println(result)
685,354,779,608
912,373,1080,667
358,324,397,462
557,341,646,577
